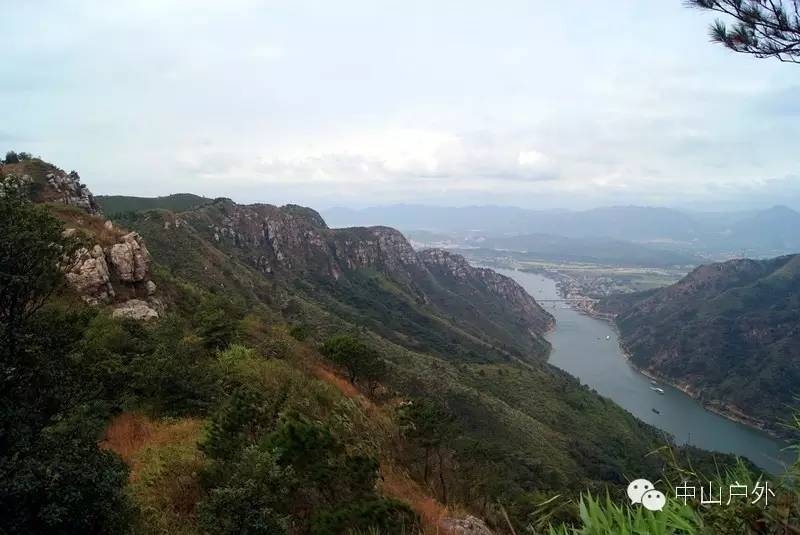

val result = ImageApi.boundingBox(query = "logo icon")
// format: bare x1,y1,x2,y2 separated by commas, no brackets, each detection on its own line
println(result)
627,478,666,511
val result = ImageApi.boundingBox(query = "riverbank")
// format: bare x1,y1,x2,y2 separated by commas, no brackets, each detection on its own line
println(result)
496,267,793,473
552,277,788,442
618,349,783,441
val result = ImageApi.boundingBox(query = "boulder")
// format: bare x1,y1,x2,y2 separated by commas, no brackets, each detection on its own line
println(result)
109,232,151,282
65,245,114,304
440,516,495,535
112,299,158,321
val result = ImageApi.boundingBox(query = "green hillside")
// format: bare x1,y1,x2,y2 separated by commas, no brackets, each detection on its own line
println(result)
96,193,212,215
600,255,800,437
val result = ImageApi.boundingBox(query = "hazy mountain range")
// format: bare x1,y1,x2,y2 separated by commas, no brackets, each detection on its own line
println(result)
324,204,800,259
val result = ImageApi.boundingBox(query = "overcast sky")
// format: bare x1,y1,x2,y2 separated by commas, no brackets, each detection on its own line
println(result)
4,0,800,210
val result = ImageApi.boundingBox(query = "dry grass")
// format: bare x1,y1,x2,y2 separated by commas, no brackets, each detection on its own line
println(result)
380,462,462,535
312,364,362,398
48,203,128,247
307,362,464,535
100,412,204,480
101,412,206,534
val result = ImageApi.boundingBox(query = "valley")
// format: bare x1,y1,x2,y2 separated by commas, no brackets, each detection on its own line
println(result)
496,269,793,474
3,155,799,533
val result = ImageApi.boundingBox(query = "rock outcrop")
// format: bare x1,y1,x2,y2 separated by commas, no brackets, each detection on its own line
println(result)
112,299,159,321
197,200,422,280
108,232,151,282
65,231,155,305
45,169,100,214
65,245,115,305
3,158,160,317
440,516,495,535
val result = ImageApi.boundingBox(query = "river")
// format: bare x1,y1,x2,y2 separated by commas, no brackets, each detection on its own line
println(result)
496,268,794,474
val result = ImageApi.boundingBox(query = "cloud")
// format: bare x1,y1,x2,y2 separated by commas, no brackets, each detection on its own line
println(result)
4,1,800,209
753,86,800,116
171,129,559,189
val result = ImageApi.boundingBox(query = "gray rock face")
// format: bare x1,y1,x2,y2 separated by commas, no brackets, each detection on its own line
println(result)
202,201,425,280
335,226,422,273
109,232,151,282
45,170,100,214
63,229,159,317
112,299,158,321
419,248,554,333
440,516,495,535
65,245,115,304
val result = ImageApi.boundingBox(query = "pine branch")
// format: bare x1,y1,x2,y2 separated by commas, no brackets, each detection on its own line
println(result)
686,0,800,62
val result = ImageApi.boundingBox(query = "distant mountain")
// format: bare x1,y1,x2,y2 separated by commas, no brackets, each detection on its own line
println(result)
599,255,800,436
323,204,697,240
96,193,212,214
462,233,701,267
725,205,800,254
324,204,800,257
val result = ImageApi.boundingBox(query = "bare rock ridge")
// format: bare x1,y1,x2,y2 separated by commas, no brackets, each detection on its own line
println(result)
197,200,422,280
1,158,160,320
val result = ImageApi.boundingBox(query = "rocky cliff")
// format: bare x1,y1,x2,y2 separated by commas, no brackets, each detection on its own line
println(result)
419,248,554,335
189,199,423,282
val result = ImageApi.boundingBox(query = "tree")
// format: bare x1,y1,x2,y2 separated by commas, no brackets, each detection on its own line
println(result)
0,184,78,367
194,295,240,350
196,446,292,535
688,0,800,63
320,334,386,388
398,398,456,503
4,151,19,164
0,188,131,533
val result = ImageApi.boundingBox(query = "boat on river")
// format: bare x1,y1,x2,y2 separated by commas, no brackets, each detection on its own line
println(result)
650,386,665,395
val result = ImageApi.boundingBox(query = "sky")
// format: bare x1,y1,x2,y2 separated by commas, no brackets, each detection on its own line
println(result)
3,0,800,210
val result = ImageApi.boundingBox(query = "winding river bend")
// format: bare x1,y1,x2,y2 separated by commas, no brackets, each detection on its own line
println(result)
496,268,794,474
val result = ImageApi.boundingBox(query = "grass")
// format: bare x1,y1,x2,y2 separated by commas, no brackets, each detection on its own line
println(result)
100,412,206,534
47,202,127,247
545,492,702,535
99,412,204,481
379,462,456,534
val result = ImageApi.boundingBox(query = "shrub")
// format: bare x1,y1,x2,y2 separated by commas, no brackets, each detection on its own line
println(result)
289,323,311,341
310,497,420,535
321,334,386,388
196,446,292,535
